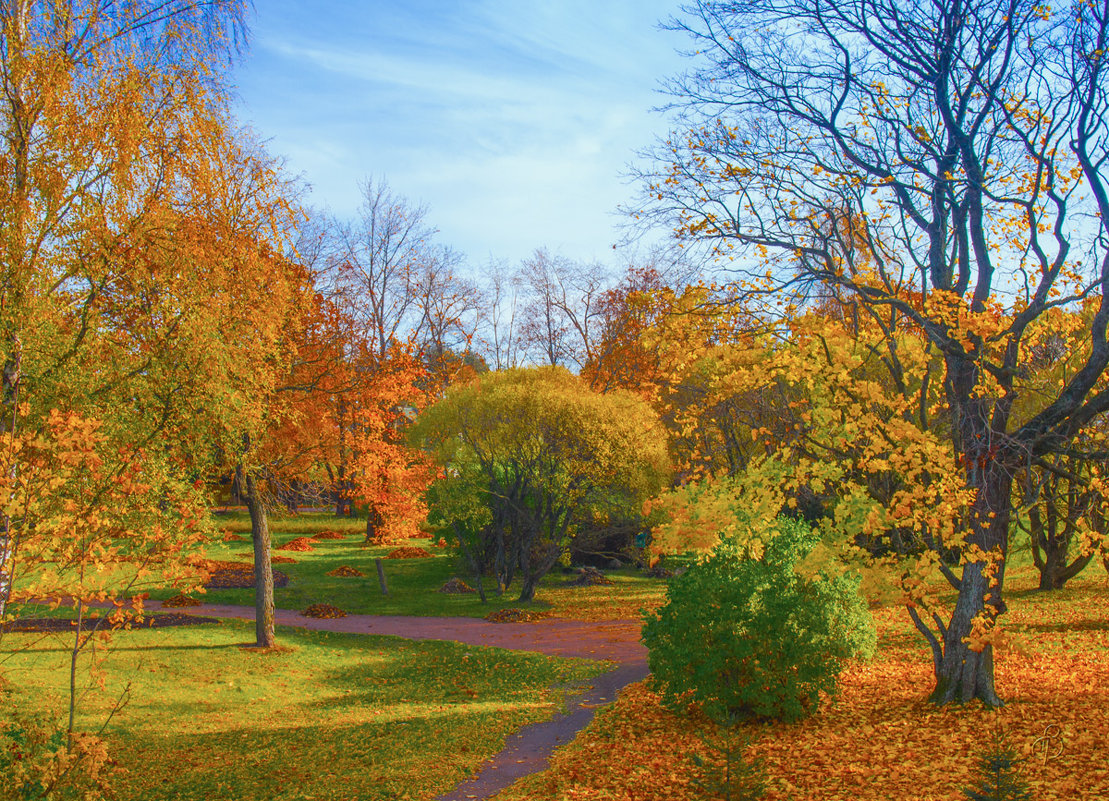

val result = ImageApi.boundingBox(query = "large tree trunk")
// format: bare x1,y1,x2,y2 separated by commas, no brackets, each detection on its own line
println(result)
930,462,1012,707
241,468,275,648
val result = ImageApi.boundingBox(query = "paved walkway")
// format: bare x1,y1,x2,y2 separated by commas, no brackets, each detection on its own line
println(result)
148,601,648,800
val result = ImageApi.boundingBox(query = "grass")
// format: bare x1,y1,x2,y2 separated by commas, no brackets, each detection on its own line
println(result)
1,617,607,801
140,510,672,621
489,563,1109,801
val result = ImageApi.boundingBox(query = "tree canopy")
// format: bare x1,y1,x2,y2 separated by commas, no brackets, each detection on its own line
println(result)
414,366,670,602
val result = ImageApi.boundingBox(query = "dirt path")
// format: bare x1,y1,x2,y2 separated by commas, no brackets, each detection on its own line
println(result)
147,601,647,800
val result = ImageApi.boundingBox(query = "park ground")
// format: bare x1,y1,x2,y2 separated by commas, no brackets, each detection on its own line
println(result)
3,512,1108,800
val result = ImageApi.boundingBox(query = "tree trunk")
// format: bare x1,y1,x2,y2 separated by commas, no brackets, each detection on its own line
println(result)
242,468,275,648
930,463,1011,706
364,504,384,544
0,335,21,619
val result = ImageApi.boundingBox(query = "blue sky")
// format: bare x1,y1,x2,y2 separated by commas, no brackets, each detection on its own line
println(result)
233,0,688,269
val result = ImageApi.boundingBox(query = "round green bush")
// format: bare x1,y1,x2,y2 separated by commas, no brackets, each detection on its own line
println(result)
641,516,876,723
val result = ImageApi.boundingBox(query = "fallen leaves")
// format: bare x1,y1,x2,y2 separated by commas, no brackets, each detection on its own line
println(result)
278,537,316,552
301,604,348,619
484,608,551,623
385,547,432,559
499,572,1109,801
326,566,365,578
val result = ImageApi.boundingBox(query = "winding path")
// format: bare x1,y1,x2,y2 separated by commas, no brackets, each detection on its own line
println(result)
146,600,648,800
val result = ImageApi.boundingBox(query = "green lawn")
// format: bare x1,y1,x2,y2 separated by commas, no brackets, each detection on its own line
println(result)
144,510,671,620
1,618,606,801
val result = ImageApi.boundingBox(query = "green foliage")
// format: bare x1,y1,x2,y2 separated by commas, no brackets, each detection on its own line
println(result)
962,729,1034,801
642,517,876,723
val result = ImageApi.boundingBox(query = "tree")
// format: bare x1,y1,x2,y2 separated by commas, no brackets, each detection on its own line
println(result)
639,0,1109,706
414,367,669,602
517,249,611,370
0,0,304,765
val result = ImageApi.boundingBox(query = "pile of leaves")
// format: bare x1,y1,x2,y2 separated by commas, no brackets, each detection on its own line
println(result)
191,559,290,589
277,537,316,552
326,566,365,578
161,594,203,608
570,567,614,587
312,530,349,540
647,565,677,579
221,532,248,542
484,608,551,623
386,546,432,559
438,577,476,594
301,603,348,619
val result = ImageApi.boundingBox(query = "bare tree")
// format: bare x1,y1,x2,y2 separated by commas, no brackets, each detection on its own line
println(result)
334,178,433,360
517,249,611,370
478,259,525,370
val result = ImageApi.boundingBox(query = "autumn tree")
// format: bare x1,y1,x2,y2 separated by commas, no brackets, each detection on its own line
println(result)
413,367,669,602
638,0,1109,705
0,0,308,765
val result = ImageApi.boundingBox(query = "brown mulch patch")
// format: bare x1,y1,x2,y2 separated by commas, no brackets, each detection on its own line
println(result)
386,546,432,559
568,567,614,587
438,577,476,594
311,530,349,540
192,559,290,589
485,608,552,623
162,594,203,608
277,537,316,552
235,552,298,564
302,603,347,619
326,565,365,578
2,613,220,633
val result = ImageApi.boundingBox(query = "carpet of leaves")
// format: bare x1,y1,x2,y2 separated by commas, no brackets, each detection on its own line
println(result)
499,572,1109,801
484,608,552,623
301,603,348,619
385,546,432,559
277,537,316,552
162,594,203,608
326,566,365,578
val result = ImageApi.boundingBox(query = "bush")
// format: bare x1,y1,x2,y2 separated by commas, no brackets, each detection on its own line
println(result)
641,517,876,723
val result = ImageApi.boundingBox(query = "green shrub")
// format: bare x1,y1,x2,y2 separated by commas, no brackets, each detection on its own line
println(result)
641,516,876,723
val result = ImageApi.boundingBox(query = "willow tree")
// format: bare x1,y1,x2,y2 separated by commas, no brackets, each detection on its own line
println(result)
638,0,1109,705
414,367,670,602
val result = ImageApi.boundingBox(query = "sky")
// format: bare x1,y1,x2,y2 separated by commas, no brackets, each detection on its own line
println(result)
233,0,690,271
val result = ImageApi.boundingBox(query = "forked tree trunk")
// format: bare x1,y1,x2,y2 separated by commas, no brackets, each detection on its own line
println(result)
241,468,275,648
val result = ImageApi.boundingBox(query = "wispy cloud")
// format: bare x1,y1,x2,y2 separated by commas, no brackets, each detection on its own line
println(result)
234,0,686,267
